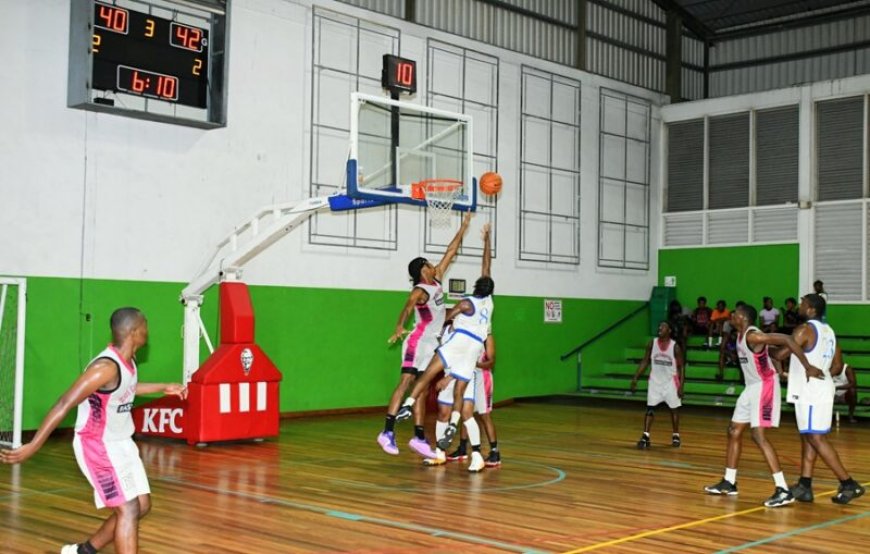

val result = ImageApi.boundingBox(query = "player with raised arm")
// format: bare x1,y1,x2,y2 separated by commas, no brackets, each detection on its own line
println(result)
0,308,186,554
782,294,864,505
377,213,472,457
630,321,684,449
704,304,822,508
396,223,493,472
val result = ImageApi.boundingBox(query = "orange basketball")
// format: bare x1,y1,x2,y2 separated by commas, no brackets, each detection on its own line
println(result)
479,172,503,196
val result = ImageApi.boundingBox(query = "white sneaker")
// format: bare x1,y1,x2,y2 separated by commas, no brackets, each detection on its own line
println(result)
468,451,485,473
61,545,79,554
423,449,446,466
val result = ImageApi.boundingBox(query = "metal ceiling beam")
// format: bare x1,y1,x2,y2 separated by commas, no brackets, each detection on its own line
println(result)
649,0,714,40
712,4,870,41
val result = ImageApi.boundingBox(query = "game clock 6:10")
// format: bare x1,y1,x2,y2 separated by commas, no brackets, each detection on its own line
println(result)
91,2,209,108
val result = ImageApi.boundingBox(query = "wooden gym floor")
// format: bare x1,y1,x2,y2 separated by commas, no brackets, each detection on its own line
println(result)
2,400,869,553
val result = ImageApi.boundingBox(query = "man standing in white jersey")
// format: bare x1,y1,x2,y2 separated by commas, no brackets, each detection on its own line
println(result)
396,223,493,472
378,213,471,457
704,304,822,508
782,294,864,505
0,308,186,554
630,321,684,449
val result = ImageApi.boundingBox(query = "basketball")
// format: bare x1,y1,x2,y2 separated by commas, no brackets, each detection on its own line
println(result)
479,172,503,196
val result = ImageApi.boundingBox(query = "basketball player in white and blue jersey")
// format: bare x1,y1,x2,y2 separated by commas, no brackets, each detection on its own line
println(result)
630,321,684,449
378,212,471,458
0,308,186,554
783,294,864,504
397,223,493,472
704,304,822,508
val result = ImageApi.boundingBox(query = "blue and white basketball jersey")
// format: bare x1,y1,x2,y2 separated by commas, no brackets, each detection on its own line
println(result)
452,295,493,343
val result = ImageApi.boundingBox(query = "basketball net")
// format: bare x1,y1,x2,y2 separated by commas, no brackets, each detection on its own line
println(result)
412,179,463,228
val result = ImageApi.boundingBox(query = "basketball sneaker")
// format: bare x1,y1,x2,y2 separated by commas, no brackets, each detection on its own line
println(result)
789,482,814,502
468,451,485,473
395,405,413,422
60,546,79,554
436,423,458,451
423,449,446,466
377,431,399,455
671,434,681,448
764,487,795,508
484,450,501,467
636,434,651,449
408,437,436,459
832,481,865,505
446,448,468,462
704,479,738,495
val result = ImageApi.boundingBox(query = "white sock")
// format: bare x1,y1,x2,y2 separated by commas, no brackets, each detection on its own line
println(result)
403,397,415,407
450,411,461,425
773,471,787,489
725,467,737,485
435,420,448,440
463,417,481,446
643,431,650,437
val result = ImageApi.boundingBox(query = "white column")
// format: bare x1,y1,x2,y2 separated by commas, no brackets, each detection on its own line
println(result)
797,85,814,295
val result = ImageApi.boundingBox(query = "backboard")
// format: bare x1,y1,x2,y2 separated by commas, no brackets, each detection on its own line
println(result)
345,92,476,212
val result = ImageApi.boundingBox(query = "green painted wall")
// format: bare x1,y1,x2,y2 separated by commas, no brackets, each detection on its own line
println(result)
658,244,800,312
657,243,870,336
18,276,646,430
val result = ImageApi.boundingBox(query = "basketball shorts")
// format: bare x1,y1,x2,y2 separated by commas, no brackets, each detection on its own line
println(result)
732,380,780,428
796,379,835,434
647,379,681,409
401,332,439,373
835,389,848,402
436,332,484,382
73,436,150,509
437,371,476,408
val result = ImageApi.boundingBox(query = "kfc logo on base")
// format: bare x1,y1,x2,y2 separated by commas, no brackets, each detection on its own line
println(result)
241,348,254,375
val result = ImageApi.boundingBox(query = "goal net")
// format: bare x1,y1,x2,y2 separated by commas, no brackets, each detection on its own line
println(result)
0,278,26,449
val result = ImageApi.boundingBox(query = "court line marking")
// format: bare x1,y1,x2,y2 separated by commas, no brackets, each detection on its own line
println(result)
328,460,566,494
714,509,870,553
159,475,552,554
560,482,870,554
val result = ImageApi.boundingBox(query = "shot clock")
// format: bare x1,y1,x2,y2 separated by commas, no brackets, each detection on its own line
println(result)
68,0,229,128
381,55,417,96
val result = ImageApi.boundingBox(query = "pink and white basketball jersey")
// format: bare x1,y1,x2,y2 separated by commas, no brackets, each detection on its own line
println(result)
737,326,776,386
411,281,446,341
74,345,138,442
649,338,678,389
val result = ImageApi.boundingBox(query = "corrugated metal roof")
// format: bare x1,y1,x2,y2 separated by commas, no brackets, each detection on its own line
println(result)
672,0,870,34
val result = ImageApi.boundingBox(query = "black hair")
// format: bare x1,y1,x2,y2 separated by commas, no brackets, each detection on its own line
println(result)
738,304,757,324
763,296,772,303
110,307,144,341
813,279,824,287
803,293,827,319
473,276,494,297
786,297,797,305
735,300,746,308
697,296,707,303
408,257,428,285
716,299,726,307
659,320,674,336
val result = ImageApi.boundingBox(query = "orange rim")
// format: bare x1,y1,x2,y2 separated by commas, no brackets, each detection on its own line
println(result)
411,179,463,200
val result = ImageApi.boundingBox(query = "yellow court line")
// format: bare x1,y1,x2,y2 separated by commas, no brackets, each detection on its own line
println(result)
560,483,869,554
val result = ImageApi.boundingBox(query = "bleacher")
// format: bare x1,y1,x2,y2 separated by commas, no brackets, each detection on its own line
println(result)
578,333,870,418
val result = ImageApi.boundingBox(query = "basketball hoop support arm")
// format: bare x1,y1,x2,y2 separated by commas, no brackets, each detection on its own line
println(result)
179,196,331,383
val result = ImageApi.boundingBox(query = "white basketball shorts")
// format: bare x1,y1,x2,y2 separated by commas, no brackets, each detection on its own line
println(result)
73,436,150,509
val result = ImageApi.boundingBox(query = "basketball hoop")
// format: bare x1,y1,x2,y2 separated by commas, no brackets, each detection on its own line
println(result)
411,179,464,227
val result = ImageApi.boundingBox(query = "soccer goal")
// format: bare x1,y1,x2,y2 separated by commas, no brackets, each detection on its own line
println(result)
0,277,26,449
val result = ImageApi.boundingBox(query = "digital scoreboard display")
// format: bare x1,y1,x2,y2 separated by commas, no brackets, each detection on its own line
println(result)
381,54,417,95
91,2,209,108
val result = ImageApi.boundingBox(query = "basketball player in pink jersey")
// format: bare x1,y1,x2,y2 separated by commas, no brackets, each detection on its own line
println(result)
630,321,684,449
0,308,186,554
378,212,472,457
704,304,821,508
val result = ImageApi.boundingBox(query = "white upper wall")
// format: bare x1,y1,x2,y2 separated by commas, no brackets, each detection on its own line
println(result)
0,0,666,300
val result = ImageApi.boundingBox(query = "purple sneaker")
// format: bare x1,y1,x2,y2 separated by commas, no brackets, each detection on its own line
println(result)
408,437,436,459
377,431,399,455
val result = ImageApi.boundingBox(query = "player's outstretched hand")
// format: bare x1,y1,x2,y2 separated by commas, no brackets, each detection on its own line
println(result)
629,378,637,393
164,384,188,400
388,328,408,344
481,222,491,239
0,442,37,465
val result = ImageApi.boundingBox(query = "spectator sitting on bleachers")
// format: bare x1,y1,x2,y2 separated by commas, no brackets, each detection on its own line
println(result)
691,296,712,338
668,299,689,354
706,300,730,349
716,328,739,382
814,280,828,301
832,362,858,423
759,297,780,333
781,297,800,335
